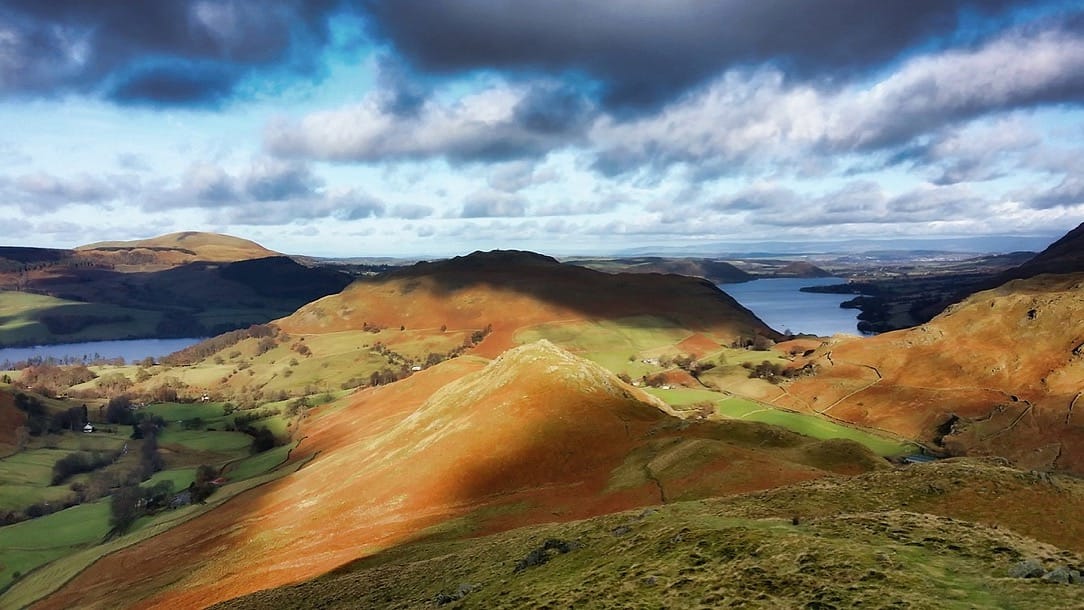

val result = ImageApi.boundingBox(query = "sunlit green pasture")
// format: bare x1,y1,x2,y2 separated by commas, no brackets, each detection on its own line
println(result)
646,388,911,457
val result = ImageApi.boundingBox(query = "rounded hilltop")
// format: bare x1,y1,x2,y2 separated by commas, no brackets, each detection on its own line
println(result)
279,248,781,357
76,231,277,263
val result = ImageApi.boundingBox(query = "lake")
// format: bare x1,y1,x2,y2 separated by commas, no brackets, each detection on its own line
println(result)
0,337,203,367
720,277,861,337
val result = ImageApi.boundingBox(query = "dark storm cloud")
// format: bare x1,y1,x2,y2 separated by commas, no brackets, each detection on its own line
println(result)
108,64,238,107
360,0,1044,110
374,55,429,118
512,83,593,134
0,0,339,105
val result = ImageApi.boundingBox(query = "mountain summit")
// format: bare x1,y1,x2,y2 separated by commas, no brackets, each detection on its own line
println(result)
77,231,277,263
280,249,780,358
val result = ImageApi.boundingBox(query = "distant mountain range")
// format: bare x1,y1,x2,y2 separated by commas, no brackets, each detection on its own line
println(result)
614,234,1063,257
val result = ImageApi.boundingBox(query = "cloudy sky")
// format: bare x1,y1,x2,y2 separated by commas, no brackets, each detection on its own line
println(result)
1,1,1083,256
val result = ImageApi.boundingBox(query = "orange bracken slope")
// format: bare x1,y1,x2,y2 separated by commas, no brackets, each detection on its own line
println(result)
777,272,1084,473
277,250,779,357
38,341,874,609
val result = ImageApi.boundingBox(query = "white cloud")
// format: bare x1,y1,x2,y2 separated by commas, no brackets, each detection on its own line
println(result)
265,81,591,163
589,26,1084,175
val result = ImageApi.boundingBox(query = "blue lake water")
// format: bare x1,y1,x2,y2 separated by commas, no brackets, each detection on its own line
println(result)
0,337,203,366
720,277,861,337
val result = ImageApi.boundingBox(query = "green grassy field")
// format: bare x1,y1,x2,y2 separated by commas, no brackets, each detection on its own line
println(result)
0,392,306,599
144,401,289,440
646,388,912,457
0,431,131,512
158,429,252,452
142,467,197,491
144,402,227,422
0,449,313,606
516,316,695,374
0,429,305,602
0,500,111,592
223,442,296,481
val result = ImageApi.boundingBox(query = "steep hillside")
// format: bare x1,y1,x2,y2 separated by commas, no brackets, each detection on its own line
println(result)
775,272,1084,473
279,250,778,358
33,342,883,609
995,221,1084,282
219,459,1084,609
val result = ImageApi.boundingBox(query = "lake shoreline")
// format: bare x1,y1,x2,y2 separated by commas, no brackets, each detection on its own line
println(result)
720,277,863,337
0,337,204,367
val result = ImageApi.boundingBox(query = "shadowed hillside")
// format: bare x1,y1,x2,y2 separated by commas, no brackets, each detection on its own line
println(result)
31,342,883,609
572,256,755,283
280,250,779,359
992,221,1084,283
0,233,352,345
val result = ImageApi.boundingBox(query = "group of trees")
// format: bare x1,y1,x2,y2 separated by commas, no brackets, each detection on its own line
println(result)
672,355,717,379
731,334,776,351
105,395,136,424
17,364,97,397
13,392,51,436
229,407,285,453
12,393,90,437
742,360,816,384
162,324,276,365
51,450,119,485
109,469,204,534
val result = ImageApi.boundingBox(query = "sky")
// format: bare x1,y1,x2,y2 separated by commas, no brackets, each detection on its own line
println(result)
1,1,1083,257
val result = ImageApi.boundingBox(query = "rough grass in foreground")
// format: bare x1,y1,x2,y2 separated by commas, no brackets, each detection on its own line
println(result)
216,500,1084,610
